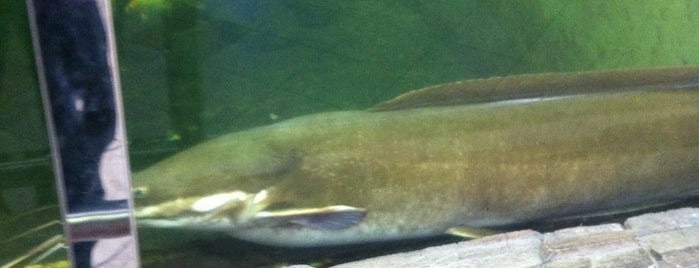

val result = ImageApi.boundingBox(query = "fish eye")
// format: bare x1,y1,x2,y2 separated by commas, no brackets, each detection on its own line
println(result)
132,187,148,199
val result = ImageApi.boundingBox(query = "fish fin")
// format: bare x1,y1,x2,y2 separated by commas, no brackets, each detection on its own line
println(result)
255,205,366,230
446,226,500,239
369,66,699,111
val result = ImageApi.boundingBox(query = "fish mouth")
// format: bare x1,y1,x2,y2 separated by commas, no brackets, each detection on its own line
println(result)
135,189,272,228
135,188,368,232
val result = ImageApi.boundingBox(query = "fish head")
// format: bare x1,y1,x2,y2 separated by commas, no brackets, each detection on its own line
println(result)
131,131,293,207
130,130,367,245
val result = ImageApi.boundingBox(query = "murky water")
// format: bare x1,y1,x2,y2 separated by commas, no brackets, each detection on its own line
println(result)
3,1,699,267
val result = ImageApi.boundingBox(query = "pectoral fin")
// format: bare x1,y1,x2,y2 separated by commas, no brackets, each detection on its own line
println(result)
254,205,367,230
446,226,500,239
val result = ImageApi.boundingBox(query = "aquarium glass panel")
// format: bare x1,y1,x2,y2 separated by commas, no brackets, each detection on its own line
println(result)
114,1,699,267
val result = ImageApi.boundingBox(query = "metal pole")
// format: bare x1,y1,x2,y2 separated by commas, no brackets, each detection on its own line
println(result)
26,0,140,267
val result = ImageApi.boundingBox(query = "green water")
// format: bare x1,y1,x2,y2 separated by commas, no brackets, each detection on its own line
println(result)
2,1,699,267
116,1,699,145
0,0,66,266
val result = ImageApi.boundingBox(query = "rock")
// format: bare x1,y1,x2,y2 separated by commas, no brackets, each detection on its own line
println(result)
332,207,699,268
626,208,699,267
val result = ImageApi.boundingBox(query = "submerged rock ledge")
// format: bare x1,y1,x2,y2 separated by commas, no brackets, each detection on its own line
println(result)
289,207,699,267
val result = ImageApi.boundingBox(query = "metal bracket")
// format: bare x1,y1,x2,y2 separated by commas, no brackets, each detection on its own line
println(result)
26,0,140,267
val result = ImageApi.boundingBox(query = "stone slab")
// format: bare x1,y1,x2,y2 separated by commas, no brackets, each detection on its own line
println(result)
328,207,699,268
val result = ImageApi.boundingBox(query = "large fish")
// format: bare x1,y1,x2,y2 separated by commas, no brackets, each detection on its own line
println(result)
133,66,699,247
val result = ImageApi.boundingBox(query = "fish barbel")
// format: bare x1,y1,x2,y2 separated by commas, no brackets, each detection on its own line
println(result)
133,66,699,246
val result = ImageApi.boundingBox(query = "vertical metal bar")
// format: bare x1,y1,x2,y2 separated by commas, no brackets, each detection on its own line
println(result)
25,0,140,267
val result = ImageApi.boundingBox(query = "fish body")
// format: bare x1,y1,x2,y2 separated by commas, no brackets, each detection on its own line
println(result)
134,67,699,247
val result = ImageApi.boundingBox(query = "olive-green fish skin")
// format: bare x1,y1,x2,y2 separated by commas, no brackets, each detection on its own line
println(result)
134,68,699,247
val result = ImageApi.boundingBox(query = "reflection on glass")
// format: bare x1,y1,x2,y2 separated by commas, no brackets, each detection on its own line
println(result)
115,1,699,267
